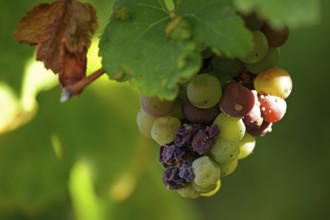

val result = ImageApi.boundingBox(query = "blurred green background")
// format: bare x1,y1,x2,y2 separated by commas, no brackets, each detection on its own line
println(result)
0,0,329,220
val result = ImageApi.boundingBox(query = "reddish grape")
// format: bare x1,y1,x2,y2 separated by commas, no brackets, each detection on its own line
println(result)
248,120,272,137
219,81,256,118
261,23,289,47
184,100,220,124
243,91,263,130
259,94,287,123
141,96,176,117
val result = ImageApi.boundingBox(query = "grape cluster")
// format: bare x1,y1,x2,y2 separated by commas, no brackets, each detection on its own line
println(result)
136,12,292,198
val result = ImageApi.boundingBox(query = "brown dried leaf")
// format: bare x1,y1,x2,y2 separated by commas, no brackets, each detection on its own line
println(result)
14,0,98,88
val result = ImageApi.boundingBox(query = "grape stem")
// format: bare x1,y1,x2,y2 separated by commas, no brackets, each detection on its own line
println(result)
60,68,105,102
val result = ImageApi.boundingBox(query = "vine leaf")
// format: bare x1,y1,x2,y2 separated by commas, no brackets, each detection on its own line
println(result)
99,0,252,100
14,0,98,89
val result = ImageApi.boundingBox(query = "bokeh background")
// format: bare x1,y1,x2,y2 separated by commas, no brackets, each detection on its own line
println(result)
0,0,329,220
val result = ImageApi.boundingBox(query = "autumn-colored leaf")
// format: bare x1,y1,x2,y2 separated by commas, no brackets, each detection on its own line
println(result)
14,0,98,89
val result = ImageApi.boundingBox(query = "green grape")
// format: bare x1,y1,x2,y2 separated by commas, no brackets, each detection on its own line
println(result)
213,113,246,141
187,73,222,109
239,31,268,64
238,133,256,159
246,47,280,74
151,116,181,146
177,184,200,199
192,156,221,189
220,158,238,177
136,109,156,138
254,67,292,99
209,137,240,164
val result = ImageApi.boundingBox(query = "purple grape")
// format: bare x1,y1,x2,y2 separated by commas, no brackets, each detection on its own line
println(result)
183,100,220,124
178,161,195,182
219,81,256,118
191,125,220,155
174,123,201,147
159,145,185,168
163,168,188,189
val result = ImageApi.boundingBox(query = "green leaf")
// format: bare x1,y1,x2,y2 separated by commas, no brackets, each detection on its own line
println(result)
176,0,252,57
233,0,321,28
99,0,252,99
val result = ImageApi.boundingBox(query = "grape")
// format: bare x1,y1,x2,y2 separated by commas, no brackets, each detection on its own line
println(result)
219,81,256,117
192,182,217,194
177,184,200,198
187,73,222,109
213,113,246,141
238,133,256,159
220,159,238,177
242,90,263,129
239,31,268,64
246,47,280,74
209,137,240,164
199,180,221,197
159,144,183,168
163,167,187,189
136,109,156,138
192,156,221,189
248,120,272,137
140,96,176,117
261,23,289,47
259,94,287,123
254,67,292,99
151,116,181,146
239,11,263,30
191,124,220,155
183,100,220,124
211,56,244,77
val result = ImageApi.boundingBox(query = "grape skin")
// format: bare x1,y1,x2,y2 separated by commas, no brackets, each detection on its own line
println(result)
220,159,238,177
192,156,221,189
254,67,292,99
187,73,222,109
219,81,256,118
209,137,240,164
259,94,287,123
213,113,246,141
151,116,181,146
238,133,256,159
